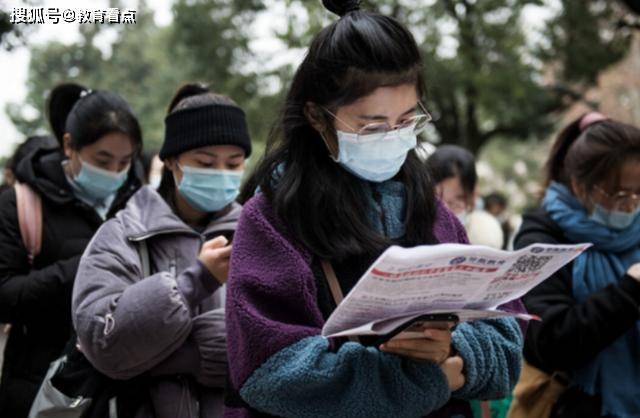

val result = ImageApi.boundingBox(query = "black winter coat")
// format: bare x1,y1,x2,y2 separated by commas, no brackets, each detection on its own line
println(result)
0,147,140,417
515,207,640,418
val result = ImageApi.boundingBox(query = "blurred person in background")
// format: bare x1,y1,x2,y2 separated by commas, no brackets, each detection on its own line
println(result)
427,144,504,249
0,135,58,194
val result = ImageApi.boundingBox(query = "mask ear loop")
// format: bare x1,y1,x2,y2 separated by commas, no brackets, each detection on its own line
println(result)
172,162,185,187
319,131,340,162
60,159,77,181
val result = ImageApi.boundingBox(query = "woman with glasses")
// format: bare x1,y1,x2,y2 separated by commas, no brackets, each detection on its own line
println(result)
514,112,640,418
226,1,524,417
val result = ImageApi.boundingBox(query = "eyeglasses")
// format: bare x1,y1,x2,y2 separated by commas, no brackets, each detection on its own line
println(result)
321,102,432,138
593,185,640,209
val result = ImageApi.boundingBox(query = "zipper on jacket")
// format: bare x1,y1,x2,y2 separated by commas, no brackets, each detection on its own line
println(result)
128,228,200,242
109,396,118,418
194,234,206,317
170,249,178,278
176,375,199,418
103,313,115,335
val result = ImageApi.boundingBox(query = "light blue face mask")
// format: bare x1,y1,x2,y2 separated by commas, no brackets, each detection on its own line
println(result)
456,210,469,226
589,204,640,230
177,164,243,213
333,125,417,183
66,158,129,202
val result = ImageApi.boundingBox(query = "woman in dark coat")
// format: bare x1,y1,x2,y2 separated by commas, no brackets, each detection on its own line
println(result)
0,82,143,417
515,113,640,418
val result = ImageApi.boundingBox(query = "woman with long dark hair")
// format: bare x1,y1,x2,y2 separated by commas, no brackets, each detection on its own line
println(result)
226,1,523,417
0,82,143,416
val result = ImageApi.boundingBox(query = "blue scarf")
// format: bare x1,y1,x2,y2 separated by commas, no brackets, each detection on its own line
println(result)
258,164,407,239
365,180,406,239
543,182,640,418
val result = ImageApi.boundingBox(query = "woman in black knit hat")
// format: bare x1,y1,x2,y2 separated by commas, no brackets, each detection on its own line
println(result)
70,83,251,417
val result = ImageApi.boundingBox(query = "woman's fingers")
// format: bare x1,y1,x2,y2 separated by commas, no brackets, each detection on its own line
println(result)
440,356,466,391
422,328,451,341
380,347,444,362
380,345,450,364
380,329,453,364
213,244,232,259
202,235,229,249
384,331,450,350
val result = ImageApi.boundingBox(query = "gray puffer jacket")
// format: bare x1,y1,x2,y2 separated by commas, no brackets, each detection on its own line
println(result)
72,186,241,418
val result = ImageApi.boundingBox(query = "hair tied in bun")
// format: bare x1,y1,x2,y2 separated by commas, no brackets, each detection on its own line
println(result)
322,0,361,17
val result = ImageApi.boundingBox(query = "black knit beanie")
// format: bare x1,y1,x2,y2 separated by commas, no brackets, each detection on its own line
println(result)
160,103,252,160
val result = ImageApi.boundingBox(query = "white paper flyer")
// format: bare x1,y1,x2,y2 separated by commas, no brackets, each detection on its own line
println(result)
322,242,590,338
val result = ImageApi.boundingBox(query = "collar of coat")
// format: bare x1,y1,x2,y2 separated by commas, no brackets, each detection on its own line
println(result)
117,185,242,242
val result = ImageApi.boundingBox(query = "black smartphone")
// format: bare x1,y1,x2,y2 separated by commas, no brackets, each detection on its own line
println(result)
360,313,460,347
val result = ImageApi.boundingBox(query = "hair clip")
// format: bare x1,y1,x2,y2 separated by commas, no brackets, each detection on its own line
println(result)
80,89,93,98
579,111,607,132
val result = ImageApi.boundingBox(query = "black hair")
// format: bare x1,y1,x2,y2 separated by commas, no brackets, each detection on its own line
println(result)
322,0,361,16
426,145,477,198
7,135,58,172
47,82,142,152
158,83,241,199
240,0,437,261
484,192,508,209
545,113,640,192
139,150,158,184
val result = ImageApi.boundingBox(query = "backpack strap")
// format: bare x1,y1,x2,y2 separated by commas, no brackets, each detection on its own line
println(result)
320,260,359,344
320,261,346,306
14,182,43,265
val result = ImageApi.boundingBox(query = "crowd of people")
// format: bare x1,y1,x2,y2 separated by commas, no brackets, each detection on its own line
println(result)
0,1,639,417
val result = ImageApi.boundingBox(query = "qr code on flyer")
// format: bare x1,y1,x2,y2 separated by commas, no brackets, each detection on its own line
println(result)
507,254,552,274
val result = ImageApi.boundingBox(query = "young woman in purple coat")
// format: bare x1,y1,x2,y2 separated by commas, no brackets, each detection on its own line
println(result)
225,1,525,417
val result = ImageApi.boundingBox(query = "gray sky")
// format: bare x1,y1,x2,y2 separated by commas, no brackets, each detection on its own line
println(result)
0,0,552,158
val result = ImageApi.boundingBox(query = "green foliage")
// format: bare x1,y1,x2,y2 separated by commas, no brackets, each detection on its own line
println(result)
7,0,280,152
541,0,631,85
0,2,40,51
278,0,557,154
5,0,633,161
279,0,632,154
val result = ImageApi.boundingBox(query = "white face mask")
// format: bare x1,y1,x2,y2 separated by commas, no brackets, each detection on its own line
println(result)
333,125,417,183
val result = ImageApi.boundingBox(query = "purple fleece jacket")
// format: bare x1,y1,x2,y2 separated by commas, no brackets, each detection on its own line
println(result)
226,193,525,418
